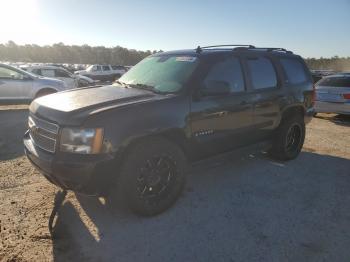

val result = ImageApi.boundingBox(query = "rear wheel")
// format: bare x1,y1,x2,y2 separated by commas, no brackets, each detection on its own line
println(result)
119,138,187,216
269,115,305,161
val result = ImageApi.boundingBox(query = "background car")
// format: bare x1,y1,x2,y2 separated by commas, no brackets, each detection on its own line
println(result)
22,65,94,88
75,64,127,82
0,63,68,103
314,74,350,115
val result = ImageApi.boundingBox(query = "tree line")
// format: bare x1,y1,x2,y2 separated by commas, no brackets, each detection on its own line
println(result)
0,41,160,66
0,41,349,70
305,56,350,71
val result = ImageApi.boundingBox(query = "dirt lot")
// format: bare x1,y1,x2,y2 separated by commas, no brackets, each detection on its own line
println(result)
1,107,350,262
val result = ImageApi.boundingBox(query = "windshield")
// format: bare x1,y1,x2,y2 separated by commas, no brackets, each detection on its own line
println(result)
118,55,199,93
317,76,350,87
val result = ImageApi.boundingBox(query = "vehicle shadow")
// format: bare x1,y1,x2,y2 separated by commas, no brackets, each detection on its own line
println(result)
315,113,350,127
0,109,28,161
51,151,350,262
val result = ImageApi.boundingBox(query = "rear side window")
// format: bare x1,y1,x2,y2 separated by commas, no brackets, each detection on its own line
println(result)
102,65,110,71
112,65,125,70
55,69,71,78
204,57,245,93
40,69,55,78
318,77,350,87
280,58,308,84
247,57,277,89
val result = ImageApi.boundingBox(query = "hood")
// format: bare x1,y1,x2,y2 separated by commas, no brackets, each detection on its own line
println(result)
29,85,164,125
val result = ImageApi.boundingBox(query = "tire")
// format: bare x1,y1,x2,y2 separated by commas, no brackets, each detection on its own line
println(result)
119,137,187,216
269,115,305,161
35,89,56,99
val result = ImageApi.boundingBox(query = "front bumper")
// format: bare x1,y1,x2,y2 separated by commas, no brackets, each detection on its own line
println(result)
315,101,350,115
24,131,115,195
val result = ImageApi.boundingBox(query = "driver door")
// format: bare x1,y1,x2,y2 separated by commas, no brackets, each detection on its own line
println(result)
189,55,255,157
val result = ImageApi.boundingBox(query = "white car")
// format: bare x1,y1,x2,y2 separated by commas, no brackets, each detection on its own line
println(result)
75,64,127,82
22,65,94,88
315,74,350,115
0,63,68,103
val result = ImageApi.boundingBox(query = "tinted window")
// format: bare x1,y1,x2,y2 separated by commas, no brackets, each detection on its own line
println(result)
112,65,126,70
102,65,110,71
95,66,101,71
280,58,308,84
204,57,245,93
318,76,350,87
247,57,277,89
55,69,71,78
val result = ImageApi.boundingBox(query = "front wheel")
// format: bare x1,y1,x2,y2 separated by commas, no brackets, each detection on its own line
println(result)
269,115,305,161
118,138,187,216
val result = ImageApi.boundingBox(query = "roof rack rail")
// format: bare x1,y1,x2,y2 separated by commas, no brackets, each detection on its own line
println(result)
195,45,293,54
196,45,255,53
248,47,293,54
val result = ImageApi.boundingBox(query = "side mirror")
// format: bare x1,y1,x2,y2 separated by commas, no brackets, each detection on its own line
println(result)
201,80,231,96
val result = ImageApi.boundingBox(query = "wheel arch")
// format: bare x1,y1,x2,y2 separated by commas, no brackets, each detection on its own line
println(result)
34,87,57,99
116,128,191,164
280,105,305,123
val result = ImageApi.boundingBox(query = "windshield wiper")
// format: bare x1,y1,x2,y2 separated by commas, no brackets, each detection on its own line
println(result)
129,83,162,94
114,80,128,87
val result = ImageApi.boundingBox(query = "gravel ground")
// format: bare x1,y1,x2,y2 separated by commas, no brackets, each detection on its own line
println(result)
1,107,350,262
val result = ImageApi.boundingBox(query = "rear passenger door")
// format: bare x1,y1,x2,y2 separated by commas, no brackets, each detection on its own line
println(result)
243,55,283,140
190,55,255,156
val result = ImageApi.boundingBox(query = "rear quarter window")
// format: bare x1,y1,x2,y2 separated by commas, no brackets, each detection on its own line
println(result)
280,58,308,85
247,57,277,89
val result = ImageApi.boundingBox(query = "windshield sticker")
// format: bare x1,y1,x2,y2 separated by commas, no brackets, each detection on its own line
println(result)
175,56,197,62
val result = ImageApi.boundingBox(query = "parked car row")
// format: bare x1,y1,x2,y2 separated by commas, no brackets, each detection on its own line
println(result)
74,64,127,82
0,63,69,103
0,62,133,103
21,65,95,88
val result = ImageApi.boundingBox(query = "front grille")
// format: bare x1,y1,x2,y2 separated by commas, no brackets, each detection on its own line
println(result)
28,115,59,153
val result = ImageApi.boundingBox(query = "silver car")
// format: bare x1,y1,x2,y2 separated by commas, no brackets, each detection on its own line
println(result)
315,74,350,115
0,63,68,103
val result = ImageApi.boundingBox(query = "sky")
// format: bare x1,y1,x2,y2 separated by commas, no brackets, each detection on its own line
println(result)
0,0,349,58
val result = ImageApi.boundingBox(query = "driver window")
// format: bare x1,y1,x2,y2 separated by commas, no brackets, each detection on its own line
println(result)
95,66,101,71
204,57,245,93
0,66,24,80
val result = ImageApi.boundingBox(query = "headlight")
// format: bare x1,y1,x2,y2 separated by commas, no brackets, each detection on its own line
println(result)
60,127,104,154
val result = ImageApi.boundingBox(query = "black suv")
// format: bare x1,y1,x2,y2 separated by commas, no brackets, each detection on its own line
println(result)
24,45,314,216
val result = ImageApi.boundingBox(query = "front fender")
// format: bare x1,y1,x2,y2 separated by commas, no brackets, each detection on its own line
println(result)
83,95,191,154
